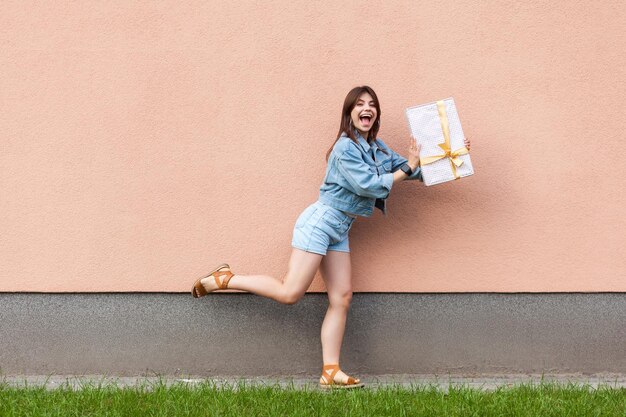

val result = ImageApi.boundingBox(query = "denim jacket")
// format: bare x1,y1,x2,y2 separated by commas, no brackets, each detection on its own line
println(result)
318,131,423,217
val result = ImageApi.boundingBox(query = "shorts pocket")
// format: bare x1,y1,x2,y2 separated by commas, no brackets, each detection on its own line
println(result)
321,210,346,230
294,206,318,229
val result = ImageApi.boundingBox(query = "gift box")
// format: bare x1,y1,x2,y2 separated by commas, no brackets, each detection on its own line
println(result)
405,98,474,186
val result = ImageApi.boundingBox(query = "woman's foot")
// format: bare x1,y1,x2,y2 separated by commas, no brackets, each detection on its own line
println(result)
198,270,232,292
191,264,234,298
319,364,364,389
320,369,358,384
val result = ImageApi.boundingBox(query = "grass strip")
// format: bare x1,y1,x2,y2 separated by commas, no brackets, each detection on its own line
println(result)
0,379,624,417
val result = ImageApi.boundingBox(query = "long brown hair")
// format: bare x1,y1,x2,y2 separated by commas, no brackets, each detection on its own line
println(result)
325,85,387,161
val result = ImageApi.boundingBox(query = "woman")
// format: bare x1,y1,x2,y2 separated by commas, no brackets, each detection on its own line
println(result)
191,86,471,389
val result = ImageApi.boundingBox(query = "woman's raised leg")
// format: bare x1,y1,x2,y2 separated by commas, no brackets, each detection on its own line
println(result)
319,250,359,384
199,248,322,305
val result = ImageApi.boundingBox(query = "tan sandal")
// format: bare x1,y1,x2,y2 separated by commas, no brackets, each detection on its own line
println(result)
191,263,234,298
319,364,364,389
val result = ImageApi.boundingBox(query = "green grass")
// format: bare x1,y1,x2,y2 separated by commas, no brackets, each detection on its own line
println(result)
0,379,624,417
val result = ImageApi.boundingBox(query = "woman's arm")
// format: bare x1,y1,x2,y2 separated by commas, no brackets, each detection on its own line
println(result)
336,143,394,199
392,168,414,185
390,138,422,183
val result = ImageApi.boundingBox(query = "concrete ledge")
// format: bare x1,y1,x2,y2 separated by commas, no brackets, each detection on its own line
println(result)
1,293,624,376
3,374,626,391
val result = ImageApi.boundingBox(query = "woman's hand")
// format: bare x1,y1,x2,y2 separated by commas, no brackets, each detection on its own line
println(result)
408,136,421,170
464,137,471,151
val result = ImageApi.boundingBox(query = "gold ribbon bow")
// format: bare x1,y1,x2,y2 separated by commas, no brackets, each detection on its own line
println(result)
419,100,469,179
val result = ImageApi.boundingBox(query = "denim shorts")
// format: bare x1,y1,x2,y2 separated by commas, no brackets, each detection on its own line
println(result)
291,200,356,256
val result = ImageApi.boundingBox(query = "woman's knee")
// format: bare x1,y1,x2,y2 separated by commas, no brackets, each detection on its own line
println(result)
281,287,306,305
330,291,352,309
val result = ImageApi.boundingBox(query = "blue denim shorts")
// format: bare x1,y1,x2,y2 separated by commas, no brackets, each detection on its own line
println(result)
291,200,356,256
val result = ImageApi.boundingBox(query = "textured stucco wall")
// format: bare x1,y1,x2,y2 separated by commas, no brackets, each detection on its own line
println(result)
1,1,625,292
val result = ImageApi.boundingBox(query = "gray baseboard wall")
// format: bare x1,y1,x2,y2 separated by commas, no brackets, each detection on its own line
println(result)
1,293,624,376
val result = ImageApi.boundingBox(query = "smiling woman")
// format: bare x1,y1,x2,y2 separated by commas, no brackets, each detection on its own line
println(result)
191,85,460,390
352,93,376,130
325,86,384,162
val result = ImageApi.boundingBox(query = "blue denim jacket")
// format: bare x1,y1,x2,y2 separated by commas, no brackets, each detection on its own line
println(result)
318,131,423,217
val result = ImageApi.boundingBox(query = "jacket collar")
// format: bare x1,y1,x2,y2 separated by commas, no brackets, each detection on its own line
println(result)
351,130,378,153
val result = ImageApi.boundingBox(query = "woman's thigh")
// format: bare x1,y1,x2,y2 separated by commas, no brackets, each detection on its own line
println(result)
319,250,352,305
283,247,324,295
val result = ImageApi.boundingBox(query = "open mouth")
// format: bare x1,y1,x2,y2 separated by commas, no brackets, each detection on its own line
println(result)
359,114,373,128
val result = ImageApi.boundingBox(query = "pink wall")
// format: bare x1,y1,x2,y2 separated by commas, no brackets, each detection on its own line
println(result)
1,1,625,292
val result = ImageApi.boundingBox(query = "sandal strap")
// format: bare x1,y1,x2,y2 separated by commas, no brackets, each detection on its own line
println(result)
321,364,361,386
321,364,340,385
193,281,208,297
213,269,234,289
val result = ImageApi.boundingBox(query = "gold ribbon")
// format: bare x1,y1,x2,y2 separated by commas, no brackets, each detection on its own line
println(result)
419,100,469,179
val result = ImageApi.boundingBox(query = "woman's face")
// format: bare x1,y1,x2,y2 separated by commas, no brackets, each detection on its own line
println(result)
350,92,378,137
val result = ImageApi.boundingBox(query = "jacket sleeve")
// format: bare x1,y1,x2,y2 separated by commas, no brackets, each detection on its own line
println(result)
336,143,394,199
389,148,423,182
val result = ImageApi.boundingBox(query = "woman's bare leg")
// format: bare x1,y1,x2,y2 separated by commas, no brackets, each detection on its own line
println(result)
319,250,357,383
199,248,322,304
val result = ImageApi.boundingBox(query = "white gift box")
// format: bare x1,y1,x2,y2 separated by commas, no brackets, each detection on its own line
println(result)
405,97,474,186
